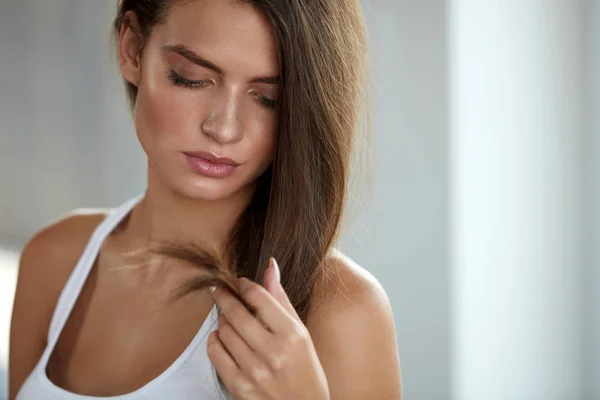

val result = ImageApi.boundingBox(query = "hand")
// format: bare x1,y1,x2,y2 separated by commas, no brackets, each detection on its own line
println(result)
208,258,330,400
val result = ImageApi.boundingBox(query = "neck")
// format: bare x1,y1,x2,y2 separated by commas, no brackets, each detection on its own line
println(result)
125,166,254,251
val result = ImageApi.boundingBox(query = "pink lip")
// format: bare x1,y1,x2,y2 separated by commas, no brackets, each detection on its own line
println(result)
184,151,239,178
184,151,239,166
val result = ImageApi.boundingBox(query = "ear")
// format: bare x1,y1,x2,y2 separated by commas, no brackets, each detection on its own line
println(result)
118,11,143,87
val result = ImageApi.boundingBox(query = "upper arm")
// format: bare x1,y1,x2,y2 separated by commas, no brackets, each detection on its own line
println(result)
8,211,107,399
308,253,402,400
8,230,54,400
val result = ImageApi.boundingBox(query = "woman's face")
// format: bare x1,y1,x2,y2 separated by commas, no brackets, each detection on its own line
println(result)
120,0,280,201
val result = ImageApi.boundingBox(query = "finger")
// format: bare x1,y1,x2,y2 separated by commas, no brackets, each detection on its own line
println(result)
237,277,299,334
212,285,271,351
261,257,280,293
261,258,301,321
217,314,260,372
206,330,245,391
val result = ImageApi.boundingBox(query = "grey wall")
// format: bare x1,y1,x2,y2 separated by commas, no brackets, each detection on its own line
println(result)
0,1,147,247
341,1,450,398
584,0,600,398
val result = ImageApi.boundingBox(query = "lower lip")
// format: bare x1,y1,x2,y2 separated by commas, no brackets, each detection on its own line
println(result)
185,154,237,178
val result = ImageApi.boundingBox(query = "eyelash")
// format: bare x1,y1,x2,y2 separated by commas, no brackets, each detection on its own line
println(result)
167,69,207,88
258,95,277,109
166,69,277,109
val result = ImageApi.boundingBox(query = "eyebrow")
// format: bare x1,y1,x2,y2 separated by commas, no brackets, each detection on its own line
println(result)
163,44,280,85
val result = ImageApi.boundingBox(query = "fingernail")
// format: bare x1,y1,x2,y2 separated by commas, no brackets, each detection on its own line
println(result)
271,257,281,283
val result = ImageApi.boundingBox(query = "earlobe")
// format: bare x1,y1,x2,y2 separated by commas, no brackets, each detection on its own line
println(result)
118,11,143,87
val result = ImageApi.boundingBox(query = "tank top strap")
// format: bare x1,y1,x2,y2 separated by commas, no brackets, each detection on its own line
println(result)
46,193,144,346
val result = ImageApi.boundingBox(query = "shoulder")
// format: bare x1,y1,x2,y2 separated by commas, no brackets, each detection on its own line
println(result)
16,207,112,317
307,249,402,399
19,207,112,277
14,207,112,330
309,248,392,324
9,208,112,399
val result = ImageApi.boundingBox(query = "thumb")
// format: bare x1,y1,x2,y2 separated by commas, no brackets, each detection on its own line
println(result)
262,258,300,320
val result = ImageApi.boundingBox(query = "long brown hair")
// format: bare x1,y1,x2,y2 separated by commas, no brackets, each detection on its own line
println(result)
113,0,369,324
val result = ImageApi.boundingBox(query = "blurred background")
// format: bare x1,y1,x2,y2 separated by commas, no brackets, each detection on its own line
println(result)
0,0,598,399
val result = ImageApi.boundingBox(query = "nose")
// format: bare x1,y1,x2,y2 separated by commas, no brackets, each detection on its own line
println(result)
200,91,243,145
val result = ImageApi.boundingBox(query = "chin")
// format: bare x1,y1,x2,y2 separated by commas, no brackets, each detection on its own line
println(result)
168,172,254,202
174,179,240,201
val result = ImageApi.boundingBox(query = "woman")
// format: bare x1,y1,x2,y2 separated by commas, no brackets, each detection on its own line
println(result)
9,0,402,399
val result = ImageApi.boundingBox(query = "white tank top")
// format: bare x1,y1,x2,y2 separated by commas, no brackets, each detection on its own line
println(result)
17,194,231,400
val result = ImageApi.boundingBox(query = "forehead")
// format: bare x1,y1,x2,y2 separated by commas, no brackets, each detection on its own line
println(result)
155,0,279,74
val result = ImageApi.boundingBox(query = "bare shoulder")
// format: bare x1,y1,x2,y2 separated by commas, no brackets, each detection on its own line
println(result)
15,206,113,319
19,208,112,280
308,249,402,400
28,206,111,248
8,207,111,399
309,248,391,322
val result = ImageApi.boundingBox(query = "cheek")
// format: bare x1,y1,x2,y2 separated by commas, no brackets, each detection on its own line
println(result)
134,70,196,149
246,115,278,163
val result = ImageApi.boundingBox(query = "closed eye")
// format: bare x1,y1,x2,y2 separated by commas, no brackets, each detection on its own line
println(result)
256,94,277,109
166,69,208,88
167,68,277,109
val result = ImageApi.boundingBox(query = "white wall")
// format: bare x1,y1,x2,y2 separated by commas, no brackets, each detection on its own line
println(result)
0,250,19,400
450,1,585,399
